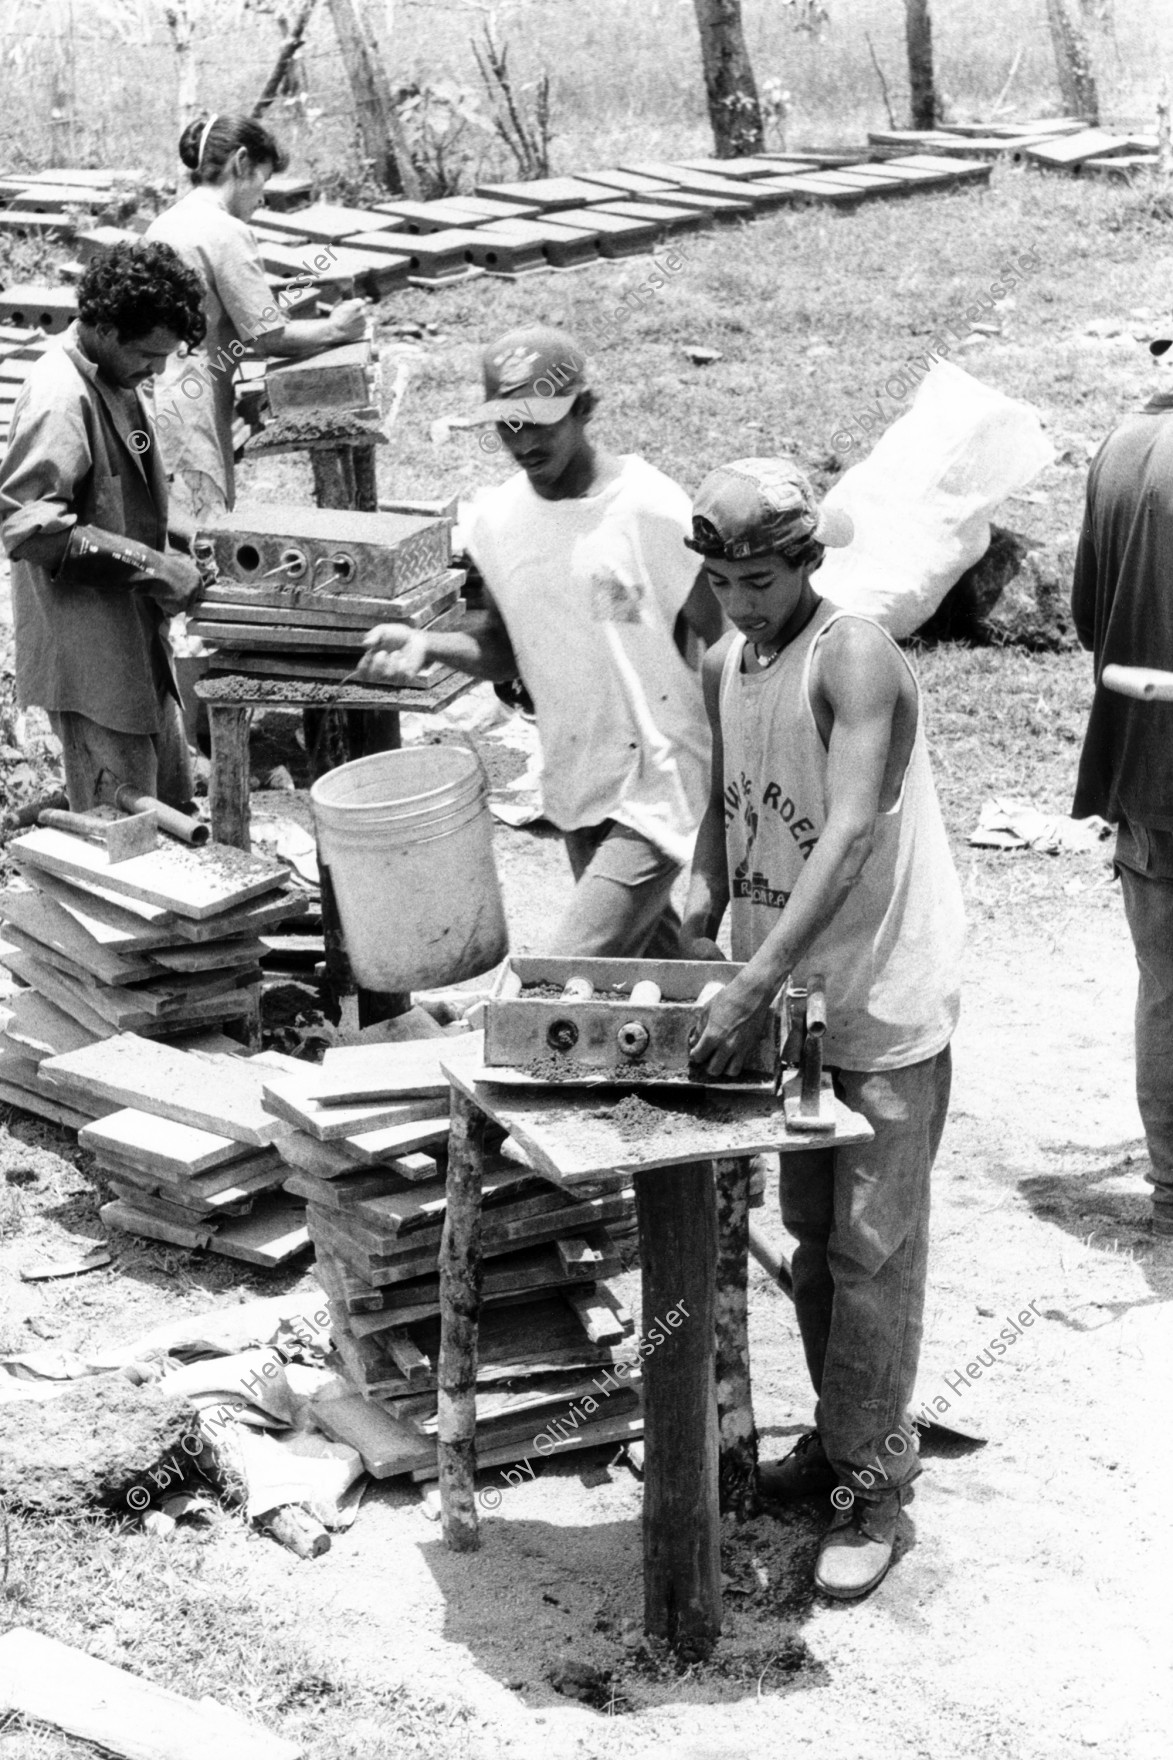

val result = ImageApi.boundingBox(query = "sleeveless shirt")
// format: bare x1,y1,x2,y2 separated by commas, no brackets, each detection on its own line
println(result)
720,600,964,1071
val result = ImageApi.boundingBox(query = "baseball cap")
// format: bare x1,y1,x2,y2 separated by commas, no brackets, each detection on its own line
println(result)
686,457,854,560
472,325,588,426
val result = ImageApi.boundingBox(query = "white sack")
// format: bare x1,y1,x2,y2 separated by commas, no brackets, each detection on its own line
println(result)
816,361,1054,639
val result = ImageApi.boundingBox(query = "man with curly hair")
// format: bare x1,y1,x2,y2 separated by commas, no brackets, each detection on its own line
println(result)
0,240,208,811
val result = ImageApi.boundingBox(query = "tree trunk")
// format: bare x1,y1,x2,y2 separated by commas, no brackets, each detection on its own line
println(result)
254,0,319,118
903,0,938,131
325,0,422,197
691,0,764,158
1045,0,1099,124
164,3,199,133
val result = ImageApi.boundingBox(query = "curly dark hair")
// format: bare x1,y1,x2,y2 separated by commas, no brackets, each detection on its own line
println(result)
77,241,207,348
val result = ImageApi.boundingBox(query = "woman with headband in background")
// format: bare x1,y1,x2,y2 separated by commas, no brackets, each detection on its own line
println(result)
146,111,368,521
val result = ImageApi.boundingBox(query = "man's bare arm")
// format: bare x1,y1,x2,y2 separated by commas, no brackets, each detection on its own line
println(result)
690,620,907,1076
680,632,735,958
356,586,518,686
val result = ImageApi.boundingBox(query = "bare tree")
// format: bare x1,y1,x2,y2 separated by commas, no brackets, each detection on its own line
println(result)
903,0,939,130
691,0,764,158
1045,0,1099,123
326,0,422,195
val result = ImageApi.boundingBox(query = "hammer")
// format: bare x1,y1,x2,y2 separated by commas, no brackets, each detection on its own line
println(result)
773,974,835,1133
113,786,209,847
38,808,158,863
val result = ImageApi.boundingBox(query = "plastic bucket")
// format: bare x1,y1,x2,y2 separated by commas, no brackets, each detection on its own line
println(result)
310,746,509,992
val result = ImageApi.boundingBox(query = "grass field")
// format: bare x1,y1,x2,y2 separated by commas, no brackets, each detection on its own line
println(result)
0,0,1170,189
2,23,1173,1759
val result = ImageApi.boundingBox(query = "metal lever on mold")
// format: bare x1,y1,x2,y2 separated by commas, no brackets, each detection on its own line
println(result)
261,547,309,581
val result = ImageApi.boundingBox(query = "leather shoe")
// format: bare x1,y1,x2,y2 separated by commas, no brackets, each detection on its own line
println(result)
757,1430,837,1502
814,1490,901,1600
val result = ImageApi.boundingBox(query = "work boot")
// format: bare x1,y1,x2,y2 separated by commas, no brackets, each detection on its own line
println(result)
757,1430,837,1502
814,1489,902,1601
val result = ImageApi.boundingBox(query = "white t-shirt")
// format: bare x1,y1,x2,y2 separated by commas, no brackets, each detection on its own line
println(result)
462,455,710,865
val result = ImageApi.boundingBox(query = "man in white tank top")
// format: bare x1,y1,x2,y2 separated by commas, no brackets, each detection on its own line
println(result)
359,326,723,955
682,459,965,1602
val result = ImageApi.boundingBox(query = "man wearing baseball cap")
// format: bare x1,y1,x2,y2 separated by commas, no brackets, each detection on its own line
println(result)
683,458,965,1601
1070,333,1173,1237
359,325,723,956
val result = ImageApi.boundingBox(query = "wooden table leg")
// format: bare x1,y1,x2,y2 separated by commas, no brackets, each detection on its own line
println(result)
207,705,252,851
634,1159,721,1661
438,1088,485,1551
714,1157,759,1520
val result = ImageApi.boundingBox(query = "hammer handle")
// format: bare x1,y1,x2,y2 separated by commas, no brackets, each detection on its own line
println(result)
113,787,209,846
39,809,107,841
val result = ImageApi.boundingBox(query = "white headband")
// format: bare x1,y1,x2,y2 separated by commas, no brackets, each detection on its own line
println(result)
197,114,218,169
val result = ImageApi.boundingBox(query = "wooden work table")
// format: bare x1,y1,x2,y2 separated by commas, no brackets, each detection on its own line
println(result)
438,1061,871,1660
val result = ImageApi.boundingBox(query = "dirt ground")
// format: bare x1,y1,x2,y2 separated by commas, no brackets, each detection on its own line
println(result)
3,159,1173,1751
1,651,1169,1758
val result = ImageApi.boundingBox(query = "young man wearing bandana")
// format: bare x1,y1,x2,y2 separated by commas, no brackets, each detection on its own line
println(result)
682,458,965,1601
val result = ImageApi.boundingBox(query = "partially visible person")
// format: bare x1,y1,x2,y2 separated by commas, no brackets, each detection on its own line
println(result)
357,325,724,957
0,241,206,811
1072,335,1173,1236
146,111,367,518
682,458,964,1601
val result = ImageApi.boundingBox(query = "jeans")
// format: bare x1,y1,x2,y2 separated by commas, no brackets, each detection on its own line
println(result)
548,821,682,958
49,696,194,814
778,1048,952,1498
1116,824,1173,1219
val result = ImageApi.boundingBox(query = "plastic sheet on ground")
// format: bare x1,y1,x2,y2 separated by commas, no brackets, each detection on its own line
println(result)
817,361,1055,639
233,1423,365,1523
969,796,1113,854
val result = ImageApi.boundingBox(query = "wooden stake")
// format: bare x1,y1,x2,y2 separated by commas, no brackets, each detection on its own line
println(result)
207,705,253,852
254,0,320,117
714,1157,759,1520
438,1088,485,1552
634,1159,721,1660
325,0,423,197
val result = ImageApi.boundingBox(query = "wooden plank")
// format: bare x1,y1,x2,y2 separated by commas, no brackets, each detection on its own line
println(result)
211,1196,309,1266
0,1626,301,1760
94,1145,283,1203
107,1179,225,1224
79,1108,265,1177
342,1245,613,1333
3,989,101,1061
11,829,290,922
151,937,267,972
0,885,159,983
564,1284,630,1343
636,1159,720,1658
41,1034,286,1145
383,1330,431,1386
101,1198,213,1249
444,1064,872,1183
8,866,180,948
312,1030,483,1102
261,1078,448,1142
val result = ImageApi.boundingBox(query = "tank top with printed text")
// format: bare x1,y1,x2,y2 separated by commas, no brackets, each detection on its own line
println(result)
720,600,964,1071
